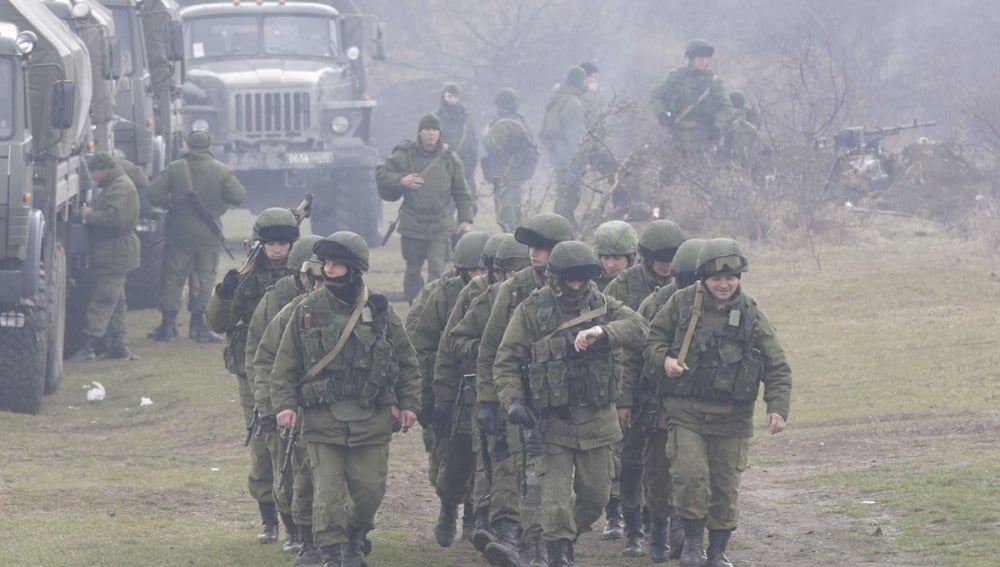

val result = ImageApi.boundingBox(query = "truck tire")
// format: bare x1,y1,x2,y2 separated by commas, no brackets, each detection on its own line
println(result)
126,218,165,309
0,284,48,415
311,167,383,245
45,243,67,395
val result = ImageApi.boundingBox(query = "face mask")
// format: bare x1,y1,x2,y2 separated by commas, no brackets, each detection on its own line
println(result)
325,270,361,303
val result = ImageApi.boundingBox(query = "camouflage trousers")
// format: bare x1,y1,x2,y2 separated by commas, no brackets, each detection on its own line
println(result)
423,427,446,487
160,242,220,313
436,432,475,506
508,424,543,539
552,163,582,228
539,443,614,541
83,269,129,338
307,441,389,547
667,424,747,530
290,440,314,527
493,180,523,233
401,235,449,303
618,426,647,513
643,428,675,521
242,400,274,505
267,428,297,516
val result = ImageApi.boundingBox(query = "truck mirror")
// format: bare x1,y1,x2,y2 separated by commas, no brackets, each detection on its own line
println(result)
103,36,124,80
371,22,386,61
167,21,184,62
51,80,76,130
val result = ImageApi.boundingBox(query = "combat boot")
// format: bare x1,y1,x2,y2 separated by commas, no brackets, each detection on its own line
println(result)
281,513,301,553
435,503,459,547
706,529,734,567
257,501,279,544
484,518,522,567
564,539,577,567
190,310,222,343
294,524,322,565
342,525,369,567
545,540,566,567
471,507,497,553
669,514,685,559
68,335,97,362
103,331,131,359
622,507,645,557
601,496,625,540
148,310,178,342
320,544,342,567
461,501,476,542
649,515,670,563
520,533,546,567
679,518,707,567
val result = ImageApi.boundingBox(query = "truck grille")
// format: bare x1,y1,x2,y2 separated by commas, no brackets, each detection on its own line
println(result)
234,92,311,134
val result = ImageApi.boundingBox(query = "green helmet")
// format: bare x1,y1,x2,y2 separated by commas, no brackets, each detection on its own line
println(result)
482,233,508,271
671,238,706,274
593,220,638,257
684,38,715,59
514,213,575,250
453,231,490,269
494,88,519,111
565,65,587,90
313,231,370,272
252,207,300,243
638,220,686,262
696,238,748,278
287,234,323,276
494,235,530,273
546,241,602,281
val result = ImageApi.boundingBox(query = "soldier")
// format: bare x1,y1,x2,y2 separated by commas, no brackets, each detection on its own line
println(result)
147,130,246,343
720,90,770,172
376,113,475,303
579,62,603,131
436,83,480,209
271,231,421,567
644,238,791,567
638,238,707,321
495,241,648,565
540,66,588,228
482,88,539,232
592,220,638,290
207,207,300,545
650,39,732,155
476,213,575,567
244,234,323,554
68,153,140,362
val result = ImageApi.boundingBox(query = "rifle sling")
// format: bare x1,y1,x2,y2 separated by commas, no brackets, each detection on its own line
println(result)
298,286,370,387
676,283,704,366
673,85,713,124
541,301,608,341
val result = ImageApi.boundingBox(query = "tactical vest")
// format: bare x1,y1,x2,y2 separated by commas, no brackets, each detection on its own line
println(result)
271,275,301,311
224,265,285,376
661,285,765,402
619,265,658,311
295,290,400,410
527,288,617,412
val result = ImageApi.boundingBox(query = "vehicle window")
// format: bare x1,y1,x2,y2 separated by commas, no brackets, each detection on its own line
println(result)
111,8,135,75
188,16,259,58
263,16,337,57
0,59,13,140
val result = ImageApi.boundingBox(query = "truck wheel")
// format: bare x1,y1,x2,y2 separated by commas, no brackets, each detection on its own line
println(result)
126,217,165,310
45,243,67,395
0,288,48,415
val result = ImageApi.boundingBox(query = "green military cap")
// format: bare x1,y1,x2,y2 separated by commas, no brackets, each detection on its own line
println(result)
187,130,213,149
86,152,117,171
418,113,442,132
565,65,587,90
684,38,715,59
442,82,461,96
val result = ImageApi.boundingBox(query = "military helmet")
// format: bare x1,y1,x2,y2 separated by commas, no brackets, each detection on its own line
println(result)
494,235,530,273
187,130,212,149
494,88,520,111
729,90,746,109
638,220,686,262
482,233,508,271
684,38,715,59
300,253,325,280
287,234,323,276
696,238,748,278
514,213,575,250
565,65,587,90
252,207,300,243
593,220,638,257
453,231,491,270
671,238,706,275
546,241,602,281
579,61,599,75
313,231,370,272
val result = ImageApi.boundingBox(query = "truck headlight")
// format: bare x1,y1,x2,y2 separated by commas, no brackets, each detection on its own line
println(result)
346,46,360,61
330,115,350,135
192,119,210,134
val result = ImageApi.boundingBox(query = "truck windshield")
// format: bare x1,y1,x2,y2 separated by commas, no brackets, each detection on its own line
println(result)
111,7,136,76
188,15,338,59
0,59,13,140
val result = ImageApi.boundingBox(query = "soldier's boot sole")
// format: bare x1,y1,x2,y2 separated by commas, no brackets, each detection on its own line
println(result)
472,528,497,553
484,541,523,567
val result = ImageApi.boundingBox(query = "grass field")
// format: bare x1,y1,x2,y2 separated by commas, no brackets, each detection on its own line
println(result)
1,210,998,566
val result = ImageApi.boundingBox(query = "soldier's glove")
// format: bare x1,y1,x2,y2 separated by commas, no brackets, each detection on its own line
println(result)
418,401,435,429
217,269,241,300
476,401,499,434
432,401,453,438
257,414,277,435
506,399,535,428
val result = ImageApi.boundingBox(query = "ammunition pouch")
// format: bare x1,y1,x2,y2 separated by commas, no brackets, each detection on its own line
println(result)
223,324,250,375
528,334,616,412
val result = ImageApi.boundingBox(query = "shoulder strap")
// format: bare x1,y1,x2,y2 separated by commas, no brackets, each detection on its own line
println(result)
474,275,488,292
541,296,609,340
676,283,704,365
674,84,713,124
299,286,370,385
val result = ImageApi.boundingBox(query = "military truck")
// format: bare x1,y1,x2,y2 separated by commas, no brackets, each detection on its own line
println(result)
0,0,95,413
178,0,386,244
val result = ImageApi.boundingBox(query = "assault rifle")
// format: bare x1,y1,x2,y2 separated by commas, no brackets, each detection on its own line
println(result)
823,120,936,157
238,193,313,277
179,158,235,260
243,408,259,446
451,373,475,440
276,426,299,491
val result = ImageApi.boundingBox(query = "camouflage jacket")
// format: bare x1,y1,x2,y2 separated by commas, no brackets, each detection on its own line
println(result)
433,274,490,403
87,164,141,273
604,263,672,311
650,66,732,151
405,275,468,408
246,275,306,415
437,101,479,172
540,84,587,165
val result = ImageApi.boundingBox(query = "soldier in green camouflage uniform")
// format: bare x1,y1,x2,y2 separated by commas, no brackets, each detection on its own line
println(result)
147,131,246,342
720,90,770,172
604,219,686,561
206,207,299,545
436,83,480,209
476,214,575,567
638,239,706,321
482,88,539,232
540,67,588,227
68,153,141,362
376,113,475,302
593,220,638,291
495,241,648,566
644,239,791,567
650,39,732,155
271,232,421,567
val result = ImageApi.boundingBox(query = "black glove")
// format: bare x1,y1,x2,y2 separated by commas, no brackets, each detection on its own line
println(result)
418,401,435,429
476,401,499,434
257,414,277,435
506,399,535,428
217,269,241,299
432,401,453,438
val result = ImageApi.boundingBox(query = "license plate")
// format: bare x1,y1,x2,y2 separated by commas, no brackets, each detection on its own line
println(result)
285,152,334,165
